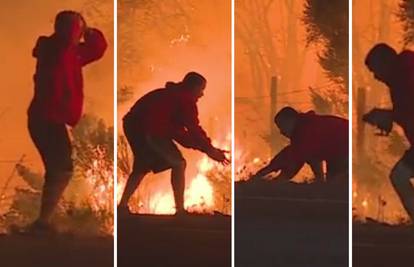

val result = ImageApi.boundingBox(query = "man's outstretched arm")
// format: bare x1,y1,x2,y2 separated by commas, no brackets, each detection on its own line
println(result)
251,164,274,179
179,103,229,164
251,145,303,180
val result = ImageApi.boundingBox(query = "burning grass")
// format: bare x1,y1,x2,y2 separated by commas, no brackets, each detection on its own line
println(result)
0,146,114,236
235,143,315,183
0,114,114,236
352,178,411,225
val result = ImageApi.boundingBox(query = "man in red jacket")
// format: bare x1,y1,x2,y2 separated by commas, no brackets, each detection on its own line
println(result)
119,72,229,215
27,10,107,232
253,107,348,183
364,43,414,221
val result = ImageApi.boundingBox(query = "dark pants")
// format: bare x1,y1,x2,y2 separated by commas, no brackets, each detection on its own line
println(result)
28,116,73,222
121,118,186,212
123,118,185,173
28,117,73,175
326,156,349,182
390,148,414,221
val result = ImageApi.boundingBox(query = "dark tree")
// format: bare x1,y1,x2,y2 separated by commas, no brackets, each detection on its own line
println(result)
398,0,414,46
303,0,348,85
303,0,348,114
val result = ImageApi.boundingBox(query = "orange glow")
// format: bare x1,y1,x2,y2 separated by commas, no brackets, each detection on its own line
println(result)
0,1,114,234
235,0,346,184
352,0,412,224
184,174,214,213
117,1,231,216
362,199,369,209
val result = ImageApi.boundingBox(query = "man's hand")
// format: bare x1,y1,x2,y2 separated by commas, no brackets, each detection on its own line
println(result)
362,108,393,135
251,165,274,180
83,27,95,40
206,147,230,165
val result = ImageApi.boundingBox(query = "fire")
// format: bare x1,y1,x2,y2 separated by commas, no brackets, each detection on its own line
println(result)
118,132,231,215
85,157,114,213
198,156,214,173
84,147,114,234
125,172,215,215
117,178,126,204
185,173,214,213
235,155,269,181
362,199,369,209
235,143,267,181
352,178,410,224
0,145,115,236
148,193,175,214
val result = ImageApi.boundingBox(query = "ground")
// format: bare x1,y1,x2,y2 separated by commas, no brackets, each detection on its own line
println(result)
235,180,349,267
0,233,113,267
118,213,231,267
353,219,414,267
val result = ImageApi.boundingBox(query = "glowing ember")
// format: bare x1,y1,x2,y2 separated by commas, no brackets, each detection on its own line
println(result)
362,199,368,209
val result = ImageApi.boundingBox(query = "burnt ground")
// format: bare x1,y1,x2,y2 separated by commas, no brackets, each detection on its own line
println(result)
0,233,113,267
118,213,231,267
353,219,414,267
235,180,349,267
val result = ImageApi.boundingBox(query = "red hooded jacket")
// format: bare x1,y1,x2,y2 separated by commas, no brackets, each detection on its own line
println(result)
389,51,414,146
28,28,107,126
269,111,348,170
124,82,214,153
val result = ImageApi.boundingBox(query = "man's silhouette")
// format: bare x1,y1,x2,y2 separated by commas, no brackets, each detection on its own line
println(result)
364,43,414,221
118,72,229,215
27,11,107,232
253,107,348,183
